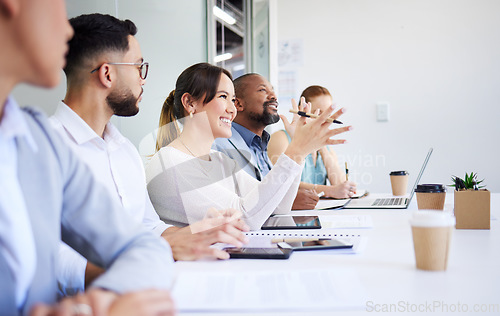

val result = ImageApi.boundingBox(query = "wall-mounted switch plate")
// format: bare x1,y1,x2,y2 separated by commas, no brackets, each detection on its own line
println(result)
376,102,390,122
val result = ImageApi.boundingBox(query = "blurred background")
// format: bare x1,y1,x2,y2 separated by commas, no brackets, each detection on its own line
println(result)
12,0,500,192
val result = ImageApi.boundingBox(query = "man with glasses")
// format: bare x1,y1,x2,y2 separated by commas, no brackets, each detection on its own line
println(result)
51,13,249,295
90,61,149,78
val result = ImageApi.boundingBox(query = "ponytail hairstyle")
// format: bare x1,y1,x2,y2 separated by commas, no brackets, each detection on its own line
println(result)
155,63,233,152
300,85,331,103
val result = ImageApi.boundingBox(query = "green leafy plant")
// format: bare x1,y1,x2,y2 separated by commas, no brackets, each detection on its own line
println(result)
450,172,485,191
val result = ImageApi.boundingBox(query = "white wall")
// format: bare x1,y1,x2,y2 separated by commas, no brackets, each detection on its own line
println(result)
275,0,500,192
11,0,499,192
12,0,207,155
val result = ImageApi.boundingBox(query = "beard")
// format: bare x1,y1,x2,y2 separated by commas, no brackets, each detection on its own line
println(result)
247,100,280,126
106,86,141,117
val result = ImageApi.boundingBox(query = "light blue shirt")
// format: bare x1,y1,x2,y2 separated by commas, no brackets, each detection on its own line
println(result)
0,98,174,316
0,96,37,309
231,122,273,179
283,130,328,185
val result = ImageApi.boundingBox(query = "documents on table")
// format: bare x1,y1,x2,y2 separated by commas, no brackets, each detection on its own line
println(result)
351,189,368,198
315,198,349,210
172,268,367,312
318,215,373,229
314,190,368,210
273,213,373,229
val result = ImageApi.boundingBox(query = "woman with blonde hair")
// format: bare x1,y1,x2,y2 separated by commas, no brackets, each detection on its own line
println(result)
146,64,351,230
268,85,357,198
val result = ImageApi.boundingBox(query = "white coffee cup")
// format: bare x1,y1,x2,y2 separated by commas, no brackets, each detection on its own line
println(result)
409,210,455,271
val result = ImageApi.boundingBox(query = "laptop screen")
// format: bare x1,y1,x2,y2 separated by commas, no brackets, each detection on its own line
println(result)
407,148,434,203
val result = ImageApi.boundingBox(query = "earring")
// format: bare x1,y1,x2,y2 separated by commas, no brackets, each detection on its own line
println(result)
189,111,193,119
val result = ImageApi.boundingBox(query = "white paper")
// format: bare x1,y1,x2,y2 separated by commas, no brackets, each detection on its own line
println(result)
319,215,373,229
351,189,368,198
315,199,349,210
172,268,366,312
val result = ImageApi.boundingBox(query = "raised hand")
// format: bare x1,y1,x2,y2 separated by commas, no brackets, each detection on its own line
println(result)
279,98,301,138
285,101,352,164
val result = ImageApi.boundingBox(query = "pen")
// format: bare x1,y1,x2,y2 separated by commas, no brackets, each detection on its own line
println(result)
345,162,349,181
271,237,331,243
289,109,343,124
317,191,325,198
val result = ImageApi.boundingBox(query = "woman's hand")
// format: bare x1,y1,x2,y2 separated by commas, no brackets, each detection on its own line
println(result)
280,97,321,139
324,181,357,199
279,98,301,138
285,100,351,164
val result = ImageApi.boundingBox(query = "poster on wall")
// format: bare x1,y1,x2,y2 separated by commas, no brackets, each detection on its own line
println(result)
278,39,304,70
273,39,304,132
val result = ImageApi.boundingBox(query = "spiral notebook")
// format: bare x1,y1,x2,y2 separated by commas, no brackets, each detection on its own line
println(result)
243,231,366,254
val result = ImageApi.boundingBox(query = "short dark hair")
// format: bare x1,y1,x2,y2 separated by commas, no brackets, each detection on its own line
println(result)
64,13,137,81
233,73,260,99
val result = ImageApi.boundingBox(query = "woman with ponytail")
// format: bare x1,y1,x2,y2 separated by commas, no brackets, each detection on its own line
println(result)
146,63,351,230
156,90,179,152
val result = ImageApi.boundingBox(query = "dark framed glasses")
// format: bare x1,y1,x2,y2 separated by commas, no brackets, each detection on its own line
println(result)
90,61,149,79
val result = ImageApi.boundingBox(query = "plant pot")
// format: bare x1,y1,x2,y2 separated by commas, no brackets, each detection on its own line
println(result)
454,189,490,229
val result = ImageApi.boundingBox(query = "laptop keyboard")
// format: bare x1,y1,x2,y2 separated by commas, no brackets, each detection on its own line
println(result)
372,198,405,206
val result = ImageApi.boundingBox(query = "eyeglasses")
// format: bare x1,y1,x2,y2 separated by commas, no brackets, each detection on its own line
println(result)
90,62,149,79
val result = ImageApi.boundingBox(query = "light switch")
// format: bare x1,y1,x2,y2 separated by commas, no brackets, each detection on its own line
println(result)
376,102,390,122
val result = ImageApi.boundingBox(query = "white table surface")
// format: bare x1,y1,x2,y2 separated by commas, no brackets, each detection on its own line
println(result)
174,193,500,315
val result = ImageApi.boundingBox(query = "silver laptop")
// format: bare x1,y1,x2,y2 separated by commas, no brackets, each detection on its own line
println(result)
344,148,433,209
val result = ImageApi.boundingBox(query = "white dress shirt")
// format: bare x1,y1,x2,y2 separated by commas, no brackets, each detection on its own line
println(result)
50,101,169,294
0,96,37,308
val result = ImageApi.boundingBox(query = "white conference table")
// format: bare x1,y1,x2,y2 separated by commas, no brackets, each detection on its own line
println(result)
174,193,500,315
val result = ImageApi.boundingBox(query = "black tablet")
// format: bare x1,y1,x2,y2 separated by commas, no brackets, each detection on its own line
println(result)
261,216,321,230
286,238,353,251
225,243,292,259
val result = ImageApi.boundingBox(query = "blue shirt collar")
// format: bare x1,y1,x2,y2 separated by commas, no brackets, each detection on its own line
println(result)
232,122,270,152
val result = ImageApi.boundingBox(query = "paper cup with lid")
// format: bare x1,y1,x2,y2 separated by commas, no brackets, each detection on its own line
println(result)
390,170,409,196
410,210,455,271
415,184,446,210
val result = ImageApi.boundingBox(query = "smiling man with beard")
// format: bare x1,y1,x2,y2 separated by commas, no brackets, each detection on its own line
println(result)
50,13,248,296
214,73,320,210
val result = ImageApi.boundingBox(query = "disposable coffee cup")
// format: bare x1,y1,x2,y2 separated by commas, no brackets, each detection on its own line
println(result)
390,171,409,196
415,184,446,210
410,210,455,271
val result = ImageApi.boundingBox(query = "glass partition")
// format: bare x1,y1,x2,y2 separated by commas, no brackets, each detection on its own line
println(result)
208,0,271,79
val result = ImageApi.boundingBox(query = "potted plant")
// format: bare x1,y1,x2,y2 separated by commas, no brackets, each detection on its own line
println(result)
450,172,490,229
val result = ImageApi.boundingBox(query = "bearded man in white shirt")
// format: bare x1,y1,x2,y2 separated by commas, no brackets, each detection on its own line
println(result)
50,13,249,295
